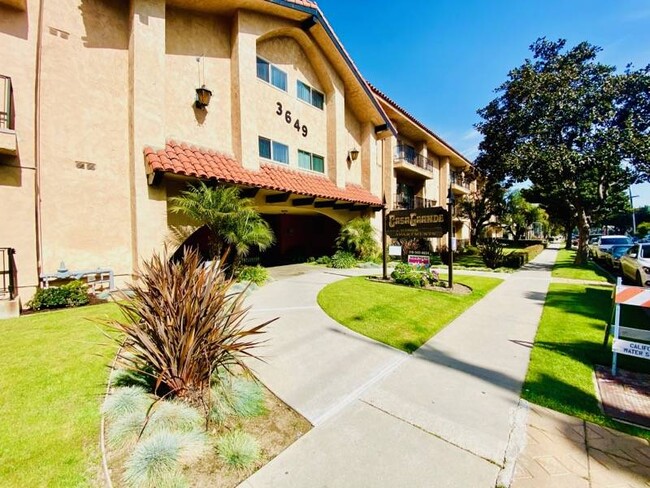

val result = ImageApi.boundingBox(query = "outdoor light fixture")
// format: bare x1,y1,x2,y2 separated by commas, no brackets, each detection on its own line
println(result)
195,85,212,109
348,148,360,162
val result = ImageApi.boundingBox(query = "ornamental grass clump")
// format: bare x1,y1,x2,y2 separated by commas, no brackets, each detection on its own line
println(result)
216,430,261,469
123,430,209,488
102,386,151,422
106,248,275,406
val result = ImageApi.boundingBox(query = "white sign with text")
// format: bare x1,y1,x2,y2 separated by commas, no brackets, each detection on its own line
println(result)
613,339,650,360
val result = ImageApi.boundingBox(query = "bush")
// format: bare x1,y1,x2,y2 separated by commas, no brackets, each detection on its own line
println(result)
315,255,331,265
328,251,357,269
503,244,545,268
439,246,453,266
27,280,90,311
391,263,422,288
106,248,274,404
236,265,269,286
336,218,379,260
479,240,505,269
216,430,261,469
463,245,480,256
123,430,209,488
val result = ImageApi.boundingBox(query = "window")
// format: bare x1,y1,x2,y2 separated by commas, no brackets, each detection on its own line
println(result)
298,150,325,173
259,136,289,164
256,56,287,92
297,80,324,109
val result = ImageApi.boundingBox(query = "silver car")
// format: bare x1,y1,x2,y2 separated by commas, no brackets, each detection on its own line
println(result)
594,235,633,261
620,244,650,287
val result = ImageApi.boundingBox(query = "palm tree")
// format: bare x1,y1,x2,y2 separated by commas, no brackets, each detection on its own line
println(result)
170,182,274,267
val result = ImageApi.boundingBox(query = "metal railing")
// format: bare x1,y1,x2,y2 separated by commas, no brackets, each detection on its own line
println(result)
0,248,17,300
393,193,437,210
0,75,13,130
450,171,471,189
394,145,435,172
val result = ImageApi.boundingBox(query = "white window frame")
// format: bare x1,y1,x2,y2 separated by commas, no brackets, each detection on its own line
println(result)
256,55,288,92
297,80,325,109
259,136,289,165
298,149,325,173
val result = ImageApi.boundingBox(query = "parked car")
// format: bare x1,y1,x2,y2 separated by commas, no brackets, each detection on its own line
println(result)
593,235,633,261
620,243,650,287
604,244,633,272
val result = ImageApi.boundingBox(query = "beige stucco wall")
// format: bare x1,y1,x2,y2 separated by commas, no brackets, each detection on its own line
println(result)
165,8,232,152
0,1,40,301
37,0,132,279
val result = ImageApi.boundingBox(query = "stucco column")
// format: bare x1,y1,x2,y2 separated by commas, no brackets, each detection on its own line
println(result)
361,122,375,192
326,76,346,188
129,0,167,272
439,155,450,205
382,135,396,209
231,11,259,171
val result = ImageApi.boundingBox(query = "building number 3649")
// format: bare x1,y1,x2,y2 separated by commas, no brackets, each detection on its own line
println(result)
276,102,308,138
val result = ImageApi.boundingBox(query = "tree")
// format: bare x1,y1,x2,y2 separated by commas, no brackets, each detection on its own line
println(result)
335,217,379,260
457,174,505,246
170,182,274,268
475,39,650,264
501,190,548,242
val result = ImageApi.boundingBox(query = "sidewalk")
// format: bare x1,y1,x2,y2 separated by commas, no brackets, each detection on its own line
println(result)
242,249,650,487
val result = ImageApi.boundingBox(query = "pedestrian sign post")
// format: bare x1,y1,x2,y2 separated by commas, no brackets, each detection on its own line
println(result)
604,278,650,375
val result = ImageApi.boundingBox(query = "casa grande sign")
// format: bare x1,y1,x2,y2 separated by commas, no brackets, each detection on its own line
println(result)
386,207,449,238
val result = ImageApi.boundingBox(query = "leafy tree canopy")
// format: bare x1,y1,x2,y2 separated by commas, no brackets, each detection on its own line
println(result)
475,38,650,263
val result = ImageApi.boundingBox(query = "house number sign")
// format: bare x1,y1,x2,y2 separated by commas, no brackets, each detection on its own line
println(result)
276,102,308,137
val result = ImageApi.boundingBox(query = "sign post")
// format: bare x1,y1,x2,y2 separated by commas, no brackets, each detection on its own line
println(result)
447,188,455,289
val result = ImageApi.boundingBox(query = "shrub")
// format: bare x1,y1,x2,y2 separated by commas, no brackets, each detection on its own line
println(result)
391,263,422,288
463,245,480,256
479,240,505,269
216,430,261,469
123,430,209,488
236,265,269,286
102,386,151,422
27,280,90,311
503,244,545,268
336,218,379,260
439,246,453,266
329,251,357,269
106,248,275,404
315,255,331,265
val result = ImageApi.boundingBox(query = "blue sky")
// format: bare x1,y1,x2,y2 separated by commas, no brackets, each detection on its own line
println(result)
317,0,650,207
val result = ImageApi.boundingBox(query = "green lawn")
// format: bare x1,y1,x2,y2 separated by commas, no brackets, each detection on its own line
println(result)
317,275,503,353
0,303,120,487
552,248,611,282
523,283,650,440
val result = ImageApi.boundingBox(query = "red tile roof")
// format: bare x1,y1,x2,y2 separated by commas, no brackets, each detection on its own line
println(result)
277,0,319,8
144,141,381,206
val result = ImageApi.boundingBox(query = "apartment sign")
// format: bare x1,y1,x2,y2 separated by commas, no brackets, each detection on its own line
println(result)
386,207,449,238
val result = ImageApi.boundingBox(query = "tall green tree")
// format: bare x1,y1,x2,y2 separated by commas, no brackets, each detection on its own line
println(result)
501,190,548,242
475,38,650,264
457,174,505,246
170,182,274,267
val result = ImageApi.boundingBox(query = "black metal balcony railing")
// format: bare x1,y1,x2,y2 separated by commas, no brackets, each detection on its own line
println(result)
450,171,471,189
394,145,434,172
0,75,13,131
393,194,437,210
0,248,17,300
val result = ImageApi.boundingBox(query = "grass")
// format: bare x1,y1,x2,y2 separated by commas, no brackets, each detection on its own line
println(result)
522,283,650,440
552,248,611,282
317,275,503,353
0,302,120,487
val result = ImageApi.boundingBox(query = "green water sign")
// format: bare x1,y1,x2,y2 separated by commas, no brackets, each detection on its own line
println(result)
386,207,449,239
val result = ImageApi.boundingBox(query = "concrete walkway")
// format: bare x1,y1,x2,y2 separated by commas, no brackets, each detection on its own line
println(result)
240,249,649,487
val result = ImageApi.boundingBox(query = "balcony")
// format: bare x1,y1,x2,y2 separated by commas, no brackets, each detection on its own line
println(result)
394,145,434,179
0,75,17,156
450,170,471,194
393,193,437,210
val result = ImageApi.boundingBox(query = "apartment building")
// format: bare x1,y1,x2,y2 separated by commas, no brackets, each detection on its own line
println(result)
0,0,474,305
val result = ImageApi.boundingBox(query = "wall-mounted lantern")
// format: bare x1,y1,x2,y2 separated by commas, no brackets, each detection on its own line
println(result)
348,148,360,162
195,85,212,109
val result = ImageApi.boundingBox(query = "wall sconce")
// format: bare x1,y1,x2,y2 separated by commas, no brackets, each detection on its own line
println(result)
348,148,360,162
195,85,212,109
